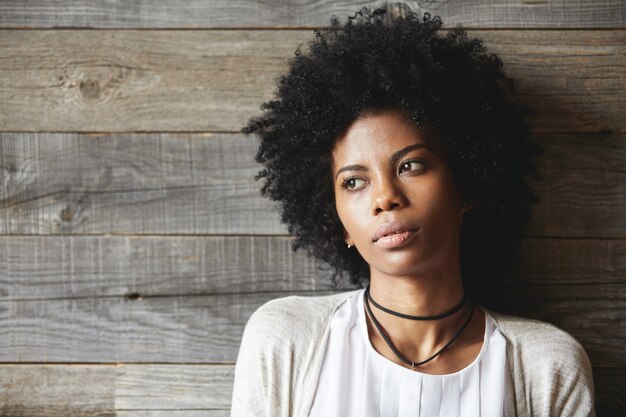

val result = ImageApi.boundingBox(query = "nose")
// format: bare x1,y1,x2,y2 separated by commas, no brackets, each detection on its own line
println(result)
371,176,407,216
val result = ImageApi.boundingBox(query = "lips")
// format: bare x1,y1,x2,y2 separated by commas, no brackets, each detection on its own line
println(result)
374,221,417,248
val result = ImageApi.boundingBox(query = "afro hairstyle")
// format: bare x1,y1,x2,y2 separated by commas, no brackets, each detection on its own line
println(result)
242,7,543,298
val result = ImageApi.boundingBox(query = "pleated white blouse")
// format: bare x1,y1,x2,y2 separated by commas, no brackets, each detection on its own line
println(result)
308,289,506,417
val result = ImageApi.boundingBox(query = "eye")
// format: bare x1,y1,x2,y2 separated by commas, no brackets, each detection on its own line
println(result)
341,177,366,191
399,159,425,174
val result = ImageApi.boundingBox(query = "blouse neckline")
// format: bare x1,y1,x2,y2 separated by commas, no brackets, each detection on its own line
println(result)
356,288,492,378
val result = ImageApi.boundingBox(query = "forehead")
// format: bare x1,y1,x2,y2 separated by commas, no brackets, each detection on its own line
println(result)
331,109,440,165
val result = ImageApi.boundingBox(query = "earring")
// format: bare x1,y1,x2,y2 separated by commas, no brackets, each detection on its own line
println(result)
347,243,352,248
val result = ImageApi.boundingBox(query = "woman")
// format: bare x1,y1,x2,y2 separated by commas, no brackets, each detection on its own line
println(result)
231,8,595,417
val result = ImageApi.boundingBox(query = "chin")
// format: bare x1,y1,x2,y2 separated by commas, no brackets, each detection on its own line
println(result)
370,262,426,278
369,252,438,276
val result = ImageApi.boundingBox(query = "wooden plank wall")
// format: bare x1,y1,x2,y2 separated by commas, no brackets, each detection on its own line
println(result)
0,1,624,415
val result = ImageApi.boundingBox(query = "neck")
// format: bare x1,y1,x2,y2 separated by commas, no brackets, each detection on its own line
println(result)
366,269,469,360
368,270,466,316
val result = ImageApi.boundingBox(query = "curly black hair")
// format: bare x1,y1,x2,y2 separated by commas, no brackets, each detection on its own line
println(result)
242,8,543,299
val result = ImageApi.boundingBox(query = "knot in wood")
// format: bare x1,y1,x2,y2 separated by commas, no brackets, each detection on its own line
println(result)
126,292,142,301
59,204,76,222
79,79,101,99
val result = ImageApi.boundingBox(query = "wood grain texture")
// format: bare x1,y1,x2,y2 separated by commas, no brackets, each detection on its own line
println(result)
0,0,623,28
0,365,621,417
116,364,234,410
0,291,332,363
0,364,115,417
1,236,625,301
0,133,285,235
119,413,228,417
0,236,338,301
594,367,626,417
1,132,625,237
0,364,231,416
0,285,623,366
0,30,624,132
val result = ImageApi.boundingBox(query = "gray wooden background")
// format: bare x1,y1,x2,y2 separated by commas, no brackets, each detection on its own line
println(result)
0,1,624,416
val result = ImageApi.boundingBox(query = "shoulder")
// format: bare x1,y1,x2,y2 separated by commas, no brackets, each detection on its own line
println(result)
486,309,589,367
485,308,595,416
252,289,358,316
231,290,360,416
241,290,360,347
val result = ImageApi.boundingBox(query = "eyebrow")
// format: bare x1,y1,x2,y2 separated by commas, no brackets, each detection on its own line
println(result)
334,143,431,181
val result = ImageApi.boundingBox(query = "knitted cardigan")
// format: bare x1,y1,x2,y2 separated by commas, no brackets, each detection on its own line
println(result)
230,290,595,417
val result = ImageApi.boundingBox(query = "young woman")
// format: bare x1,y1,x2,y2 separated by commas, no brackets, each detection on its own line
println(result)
231,8,595,417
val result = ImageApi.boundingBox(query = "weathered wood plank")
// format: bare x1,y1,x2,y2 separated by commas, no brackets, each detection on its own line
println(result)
0,286,623,366
1,132,625,237
514,237,626,285
0,365,622,416
538,132,626,172
1,236,625,301
483,30,626,134
529,167,626,238
120,413,228,417
0,30,623,132
0,0,623,28
0,291,327,363
0,133,285,235
0,364,231,416
116,365,233,410
0,236,337,301
527,132,626,239
0,364,115,417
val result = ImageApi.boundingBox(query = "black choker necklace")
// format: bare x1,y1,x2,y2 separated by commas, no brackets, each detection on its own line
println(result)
363,284,474,370
367,286,468,320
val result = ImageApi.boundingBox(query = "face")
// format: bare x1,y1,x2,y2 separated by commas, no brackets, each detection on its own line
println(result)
331,109,473,279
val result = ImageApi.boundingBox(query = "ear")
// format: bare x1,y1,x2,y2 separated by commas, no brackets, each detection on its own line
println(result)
459,188,478,213
461,200,478,213
343,229,353,246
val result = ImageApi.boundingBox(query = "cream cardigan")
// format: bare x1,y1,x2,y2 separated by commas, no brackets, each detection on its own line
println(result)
230,290,595,417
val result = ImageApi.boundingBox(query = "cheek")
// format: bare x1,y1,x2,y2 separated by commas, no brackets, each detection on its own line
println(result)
336,204,353,233
423,178,463,225
334,195,351,233
335,196,366,239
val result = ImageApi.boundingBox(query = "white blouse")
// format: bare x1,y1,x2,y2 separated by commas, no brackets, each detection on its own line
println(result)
308,289,507,417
